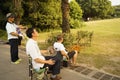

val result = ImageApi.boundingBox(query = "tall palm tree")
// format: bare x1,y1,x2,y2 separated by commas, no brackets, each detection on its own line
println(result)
61,0,70,33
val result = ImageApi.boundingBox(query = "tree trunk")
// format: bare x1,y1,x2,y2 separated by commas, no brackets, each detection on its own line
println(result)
13,0,22,25
61,0,70,33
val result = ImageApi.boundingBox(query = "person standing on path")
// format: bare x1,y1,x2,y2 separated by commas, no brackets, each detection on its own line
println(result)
5,13,25,64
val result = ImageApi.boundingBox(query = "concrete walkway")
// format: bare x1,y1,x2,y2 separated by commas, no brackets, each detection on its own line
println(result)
0,41,92,80
0,41,120,80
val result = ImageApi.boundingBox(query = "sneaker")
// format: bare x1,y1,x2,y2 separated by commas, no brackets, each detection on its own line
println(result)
11,60,20,64
17,59,22,62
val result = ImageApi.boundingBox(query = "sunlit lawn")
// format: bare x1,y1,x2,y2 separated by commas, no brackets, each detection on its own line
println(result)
37,18,120,76
72,18,120,76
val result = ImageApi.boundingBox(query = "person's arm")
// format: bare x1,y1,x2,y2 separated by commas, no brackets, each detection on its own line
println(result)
40,50,48,53
61,50,69,60
59,44,69,60
10,32,19,36
18,25,27,29
28,43,55,65
34,58,55,65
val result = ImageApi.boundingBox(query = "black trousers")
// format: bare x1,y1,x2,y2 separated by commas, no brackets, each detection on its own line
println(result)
68,51,76,59
18,36,22,45
44,53,61,75
9,39,19,62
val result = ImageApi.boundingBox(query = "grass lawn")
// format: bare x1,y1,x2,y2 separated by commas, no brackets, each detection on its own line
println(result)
37,18,120,76
72,18,120,76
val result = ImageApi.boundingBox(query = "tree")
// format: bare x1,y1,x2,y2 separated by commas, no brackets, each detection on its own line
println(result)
69,0,82,20
12,0,23,24
61,0,70,33
0,0,23,29
22,0,62,31
0,0,12,30
76,0,114,19
0,0,79,32
114,5,120,17
69,0,83,28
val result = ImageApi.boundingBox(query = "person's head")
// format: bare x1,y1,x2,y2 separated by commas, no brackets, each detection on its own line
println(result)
26,27,38,38
6,13,16,22
56,34,63,42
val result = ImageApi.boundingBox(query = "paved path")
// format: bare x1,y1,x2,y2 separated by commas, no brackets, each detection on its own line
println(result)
0,43,28,80
0,41,92,80
0,41,120,80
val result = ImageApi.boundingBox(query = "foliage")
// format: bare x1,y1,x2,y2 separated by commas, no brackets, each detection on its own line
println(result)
76,30,93,46
46,32,61,46
22,0,62,31
62,33,75,47
12,0,24,24
69,1,82,20
0,0,12,14
0,0,24,25
69,0,83,28
0,0,11,30
113,5,120,17
76,0,114,20
46,30,93,51
0,0,115,31
0,29,7,40
46,32,76,49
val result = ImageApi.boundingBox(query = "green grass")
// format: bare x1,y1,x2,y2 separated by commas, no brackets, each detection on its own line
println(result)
73,18,120,76
77,18,120,54
79,19,120,55
0,29,7,41
38,18,120,76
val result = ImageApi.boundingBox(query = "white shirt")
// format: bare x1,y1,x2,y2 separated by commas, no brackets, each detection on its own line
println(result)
53,42,68,54
5,22,18,40
26,39,45,69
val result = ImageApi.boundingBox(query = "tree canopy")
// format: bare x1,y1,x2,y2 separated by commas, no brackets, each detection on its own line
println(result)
69,0,83,28
113,5,120,17
76,0,114,20
22,0,62,31
0,0,115,31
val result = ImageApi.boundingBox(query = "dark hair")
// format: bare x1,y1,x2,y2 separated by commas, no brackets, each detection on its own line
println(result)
57,34,63,41
26,28,34,38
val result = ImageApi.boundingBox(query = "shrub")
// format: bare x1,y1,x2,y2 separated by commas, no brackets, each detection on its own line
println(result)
46,32,75,47
0,29,7,40
46,32,61,46
76,31,93,46
46,31,93,52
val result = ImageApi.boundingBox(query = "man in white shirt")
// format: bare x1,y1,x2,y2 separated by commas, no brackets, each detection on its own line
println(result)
26,28,61,80
53,35,78,66
5,13,22,64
